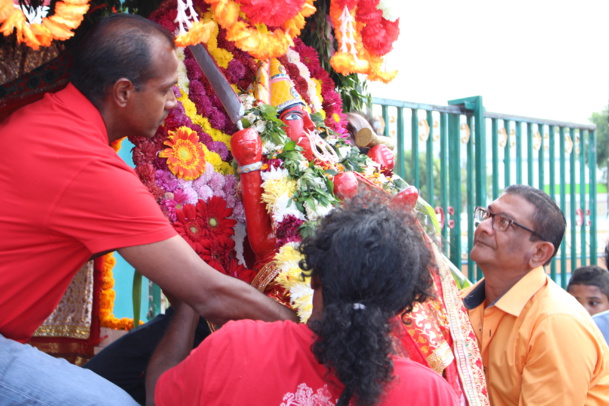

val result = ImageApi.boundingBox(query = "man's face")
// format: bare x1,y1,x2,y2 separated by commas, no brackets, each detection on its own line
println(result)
125,38,178,138
279,104,315,142
470,193,539,274
567,284,609,316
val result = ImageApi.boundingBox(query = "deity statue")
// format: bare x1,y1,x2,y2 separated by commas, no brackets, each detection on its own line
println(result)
121,2,489,403
229,58,488,405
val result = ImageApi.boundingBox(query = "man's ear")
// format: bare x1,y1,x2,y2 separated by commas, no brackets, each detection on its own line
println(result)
528,241,555,268
111,78,135,107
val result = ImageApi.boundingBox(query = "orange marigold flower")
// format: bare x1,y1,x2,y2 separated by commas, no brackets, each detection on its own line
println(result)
159,126,207,180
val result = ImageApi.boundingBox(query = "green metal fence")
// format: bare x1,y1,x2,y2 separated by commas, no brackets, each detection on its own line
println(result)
371,96,599,287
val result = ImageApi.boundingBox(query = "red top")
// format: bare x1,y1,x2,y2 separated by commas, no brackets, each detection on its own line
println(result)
0,84,176,342
156,320,459,405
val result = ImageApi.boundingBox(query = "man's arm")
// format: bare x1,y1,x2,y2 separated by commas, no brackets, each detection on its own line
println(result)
118,235,297,325
145,302,198,406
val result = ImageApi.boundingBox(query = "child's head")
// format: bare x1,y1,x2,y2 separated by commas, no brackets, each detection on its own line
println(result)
567,265,609,316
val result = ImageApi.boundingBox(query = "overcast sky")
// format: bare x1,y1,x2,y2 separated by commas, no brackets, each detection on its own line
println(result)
369,0,608,124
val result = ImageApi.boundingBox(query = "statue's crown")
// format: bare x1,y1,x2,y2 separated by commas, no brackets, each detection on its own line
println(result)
269,58,306,113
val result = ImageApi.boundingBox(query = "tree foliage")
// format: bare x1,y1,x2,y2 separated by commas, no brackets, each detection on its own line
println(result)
590,106,609,168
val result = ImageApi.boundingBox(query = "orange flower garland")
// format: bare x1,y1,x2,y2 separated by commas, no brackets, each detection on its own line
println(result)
0,0,90,50
159,126,208,180
99,253,139,330
176,0,315,60
329,0,397,83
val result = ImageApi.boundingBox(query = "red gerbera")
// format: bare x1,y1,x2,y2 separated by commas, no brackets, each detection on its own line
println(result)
226,257,256,284
196,196,237,239
199,235,236,274
173,203,206,253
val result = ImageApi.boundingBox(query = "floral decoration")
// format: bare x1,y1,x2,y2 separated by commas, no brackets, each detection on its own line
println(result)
99,253,142,330
159,126,208,180
238,94,406,319
0,0,90,50
175,0,316,60
120,0,401,322
329,0,398,83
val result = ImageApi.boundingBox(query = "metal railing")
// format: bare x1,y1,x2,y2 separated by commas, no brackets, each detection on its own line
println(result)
372,96,598,287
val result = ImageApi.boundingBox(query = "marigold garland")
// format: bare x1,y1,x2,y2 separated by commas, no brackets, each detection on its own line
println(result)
99,253,141,331
176,0,316,60
0,0,90,50
329,0,398,83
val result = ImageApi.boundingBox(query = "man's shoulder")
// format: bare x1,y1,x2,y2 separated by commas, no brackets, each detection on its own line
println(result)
527,278,591,319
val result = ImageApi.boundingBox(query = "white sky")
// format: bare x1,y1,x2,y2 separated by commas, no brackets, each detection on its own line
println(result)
369,0,609,124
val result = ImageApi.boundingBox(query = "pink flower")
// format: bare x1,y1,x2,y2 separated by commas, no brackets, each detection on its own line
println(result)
156,169,179,192
208,171,226,192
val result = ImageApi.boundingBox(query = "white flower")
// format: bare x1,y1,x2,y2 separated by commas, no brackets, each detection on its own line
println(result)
239,94,257,111
262,140,282,155
176,49,190,93
304,201,334,221
337,145,352,159
377,0,400,22
20,4,49,24
253,120,266,133
272,196,307,224
261,166,290,182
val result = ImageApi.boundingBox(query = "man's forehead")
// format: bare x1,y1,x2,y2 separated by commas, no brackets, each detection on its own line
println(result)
490,193,534,218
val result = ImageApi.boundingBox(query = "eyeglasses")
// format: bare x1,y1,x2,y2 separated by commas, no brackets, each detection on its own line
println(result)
473,207,545,240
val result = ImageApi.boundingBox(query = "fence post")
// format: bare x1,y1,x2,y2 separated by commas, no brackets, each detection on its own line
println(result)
448,96,485,278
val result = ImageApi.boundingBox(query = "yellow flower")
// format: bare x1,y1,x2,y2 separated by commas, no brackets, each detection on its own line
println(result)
261,178,297,208
160,126,207,180
201,145,234,175
175,19,215,48
273,244,313,322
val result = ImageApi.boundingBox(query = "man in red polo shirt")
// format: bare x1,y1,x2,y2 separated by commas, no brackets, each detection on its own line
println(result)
0,13,294,406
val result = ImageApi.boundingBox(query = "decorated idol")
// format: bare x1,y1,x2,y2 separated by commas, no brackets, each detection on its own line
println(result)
5,0,488,403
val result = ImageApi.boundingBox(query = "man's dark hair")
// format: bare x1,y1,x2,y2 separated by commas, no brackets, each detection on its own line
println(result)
70,13,175,107
300,189,433,406
504,184,566,264
568,265,609,299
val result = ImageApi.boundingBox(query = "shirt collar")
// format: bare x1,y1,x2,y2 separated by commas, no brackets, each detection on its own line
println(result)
463,279,486,310
463,267,547,316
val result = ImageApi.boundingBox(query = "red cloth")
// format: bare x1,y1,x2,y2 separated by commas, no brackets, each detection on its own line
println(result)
0,83,176,342
156,320,459,405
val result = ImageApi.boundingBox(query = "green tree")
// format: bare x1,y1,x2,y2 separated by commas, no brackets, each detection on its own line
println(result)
590,106,609,168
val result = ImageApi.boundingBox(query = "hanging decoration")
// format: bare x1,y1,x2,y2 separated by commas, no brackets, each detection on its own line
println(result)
175,0,316,60
0,0,90,50
329,0,399,83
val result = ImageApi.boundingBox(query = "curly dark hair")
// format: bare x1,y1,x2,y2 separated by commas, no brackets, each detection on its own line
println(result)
70,13,175,107
299,190,433,406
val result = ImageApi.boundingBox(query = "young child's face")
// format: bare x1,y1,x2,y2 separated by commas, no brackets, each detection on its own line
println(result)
567,284,609,316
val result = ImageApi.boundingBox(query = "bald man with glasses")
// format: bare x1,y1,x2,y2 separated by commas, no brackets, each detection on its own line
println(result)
461,184,609,406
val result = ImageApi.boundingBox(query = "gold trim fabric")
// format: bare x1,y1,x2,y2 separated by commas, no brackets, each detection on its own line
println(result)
33,261,94,340
0,41,64,85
